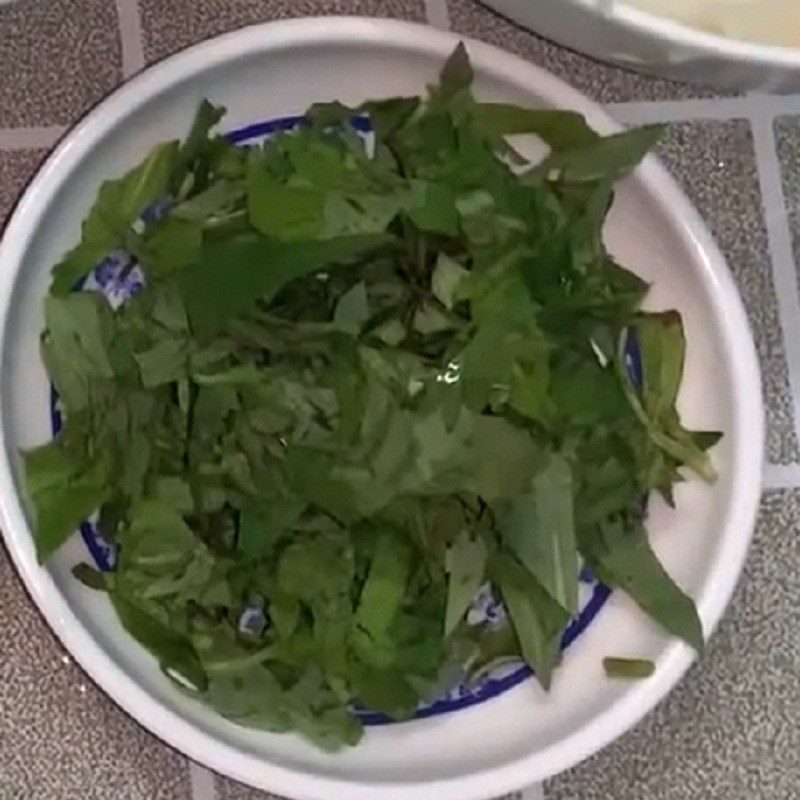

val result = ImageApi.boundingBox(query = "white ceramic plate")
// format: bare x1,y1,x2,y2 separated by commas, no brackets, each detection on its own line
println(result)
482,0,800,92
0,18,762,800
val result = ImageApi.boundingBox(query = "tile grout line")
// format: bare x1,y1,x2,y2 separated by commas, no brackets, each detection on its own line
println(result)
762,462,800,489
748,91,800,116
0,126,65,150
607,96,754,124
748,101,800,464
424,0,451,29
115,0,146,78
606,92,800,124
189,761,218,800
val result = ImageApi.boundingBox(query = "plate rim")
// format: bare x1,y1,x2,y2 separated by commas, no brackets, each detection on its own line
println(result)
0,16,763,800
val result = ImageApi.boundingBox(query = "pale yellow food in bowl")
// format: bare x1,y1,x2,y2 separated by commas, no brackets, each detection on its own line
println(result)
624,0,800,47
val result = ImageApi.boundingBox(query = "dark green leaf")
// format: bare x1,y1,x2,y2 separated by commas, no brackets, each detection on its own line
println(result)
603,656,655,678
620,317,719,481
407,182,460,236
134,338,187,387
438,41,473,102
72,562,107,590
180,232,391,337
134,217,202,279
237,489,305,560
51,142,178,294
111,588,207,691
490,552,570,689
582,517,704,653
172,98,226,193
471,103,600,151
536,125,664,184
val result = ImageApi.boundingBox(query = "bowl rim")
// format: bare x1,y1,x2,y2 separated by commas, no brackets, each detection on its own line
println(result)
0,16,764,800
608,0,800,64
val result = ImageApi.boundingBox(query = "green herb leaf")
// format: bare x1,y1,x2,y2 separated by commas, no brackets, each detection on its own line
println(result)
582,517,704,653
354,533,411,644
444,530,488,635
471,103,600,150
333,281,370,334
51,142,178,294
23,442,107,562
72,562,107,590
603,656,656,678
490,552,570,689
180,232,391,336
111,588,208,691
496,453,579,614
133,217,203,279
438,41,473,103
431,253,469,310
536,125,664,184
619,315,719,482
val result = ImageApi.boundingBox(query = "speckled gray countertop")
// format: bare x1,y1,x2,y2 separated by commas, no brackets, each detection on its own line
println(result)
1,1,798,798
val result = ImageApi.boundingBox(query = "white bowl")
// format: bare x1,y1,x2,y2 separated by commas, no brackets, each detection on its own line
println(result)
482,0,800,92
0,17,763,800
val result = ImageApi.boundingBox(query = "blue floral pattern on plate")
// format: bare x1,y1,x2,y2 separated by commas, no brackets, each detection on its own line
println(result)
50,114,621,722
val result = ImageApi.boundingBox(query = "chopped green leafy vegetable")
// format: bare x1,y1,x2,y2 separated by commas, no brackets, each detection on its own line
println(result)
51,142,178,295
603,657,656,679
24,44,720,751
72,562,107,590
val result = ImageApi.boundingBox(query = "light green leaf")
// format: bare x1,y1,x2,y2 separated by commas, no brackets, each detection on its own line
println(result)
172,179,244,224
51,141,178,294
497,453,579,614
43,292,115,411
333,281,370,334
466,416,546,500
248,155,325,239
23,441,108,563
277,533,354,605
354,533,411,643
444,530,488,635
134,338,187,388
431,253,469,310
